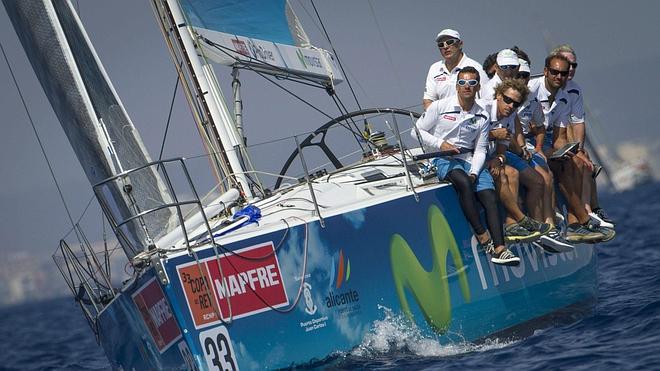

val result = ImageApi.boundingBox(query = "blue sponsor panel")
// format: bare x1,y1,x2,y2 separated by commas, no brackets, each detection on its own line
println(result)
97,273,196,370
99,184,597,369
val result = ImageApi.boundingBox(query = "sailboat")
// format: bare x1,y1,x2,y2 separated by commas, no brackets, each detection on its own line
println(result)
4,0,598,369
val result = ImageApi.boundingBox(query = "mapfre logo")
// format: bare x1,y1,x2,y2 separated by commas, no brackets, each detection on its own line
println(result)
177,242,289,329
442,114,457,121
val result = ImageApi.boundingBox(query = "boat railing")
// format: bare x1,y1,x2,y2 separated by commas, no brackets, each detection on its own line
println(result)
92,157,218,260
52,224,120,342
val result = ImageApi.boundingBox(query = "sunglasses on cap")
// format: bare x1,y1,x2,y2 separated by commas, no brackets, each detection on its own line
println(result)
437,38,459,48
499,65,518,70
517,72,530,79
502,95,522,108
457,79,479,87
548,67,570,77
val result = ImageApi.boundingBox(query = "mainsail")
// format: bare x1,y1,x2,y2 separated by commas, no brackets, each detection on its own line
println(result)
4,0,175,258
179,0,344,84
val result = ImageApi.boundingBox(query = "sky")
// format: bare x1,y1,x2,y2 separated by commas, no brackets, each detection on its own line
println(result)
1,0,660,264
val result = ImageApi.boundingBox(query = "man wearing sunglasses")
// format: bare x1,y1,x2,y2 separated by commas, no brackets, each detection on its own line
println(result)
528,54,614,243
552,44,615,230
514,58,571,251
414,66,520,266
481,49,520,100
484,79,556,246
422,29,488,110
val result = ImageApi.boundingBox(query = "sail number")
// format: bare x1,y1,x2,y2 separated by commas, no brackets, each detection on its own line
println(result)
199,326,239,371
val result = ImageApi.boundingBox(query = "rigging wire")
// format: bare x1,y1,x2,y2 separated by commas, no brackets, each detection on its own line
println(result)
0,40,77,234
309,0,362,111
294,0,371,103
157,66,181,163
202,37,368,150
366,0,405,95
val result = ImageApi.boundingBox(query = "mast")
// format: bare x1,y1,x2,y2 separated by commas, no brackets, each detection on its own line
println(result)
151,0,255,200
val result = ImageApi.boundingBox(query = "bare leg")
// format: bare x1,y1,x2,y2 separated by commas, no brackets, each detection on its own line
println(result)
534,164,555,225
550,158,589,224
519,166,544,221
494,165,525,224
582,166,593,213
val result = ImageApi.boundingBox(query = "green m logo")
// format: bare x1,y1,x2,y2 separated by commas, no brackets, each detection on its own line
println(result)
390,205,471,333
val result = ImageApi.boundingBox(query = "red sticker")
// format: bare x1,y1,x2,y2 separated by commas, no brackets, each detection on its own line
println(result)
178,241,289,328
132,277,182,353
443,115,457,121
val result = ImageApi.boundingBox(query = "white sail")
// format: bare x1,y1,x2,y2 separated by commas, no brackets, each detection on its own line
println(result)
3,0,175,257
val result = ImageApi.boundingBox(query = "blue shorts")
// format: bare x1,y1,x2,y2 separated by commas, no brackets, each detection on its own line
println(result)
433,157,495,192
531,152,547,168
505,151,531,172
505,151,548,171
529,136,553,155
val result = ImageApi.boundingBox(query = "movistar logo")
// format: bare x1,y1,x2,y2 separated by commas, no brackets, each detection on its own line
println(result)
390,205,471,333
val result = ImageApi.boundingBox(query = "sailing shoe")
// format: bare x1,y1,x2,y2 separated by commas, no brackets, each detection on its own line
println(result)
566,222,613,243
518,216,552,235
482,239,495,254
589,224,616,243
592,207,615,227
504,222,542,243
491,248,521,266
538,227,574,253
589,212,614,229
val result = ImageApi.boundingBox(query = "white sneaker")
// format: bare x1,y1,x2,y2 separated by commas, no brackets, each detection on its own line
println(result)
589,212,614,229
490,248,521,266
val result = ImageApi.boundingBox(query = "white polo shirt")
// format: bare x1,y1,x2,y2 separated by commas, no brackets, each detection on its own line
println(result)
480,74,501,101
423,53,489,102
527,77,570,141
517,97,544,137
413,95,490,175
484,98,515,155
564,80,585,124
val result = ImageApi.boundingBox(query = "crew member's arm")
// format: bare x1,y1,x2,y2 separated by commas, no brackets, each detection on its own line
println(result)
412,102,457,152
469,117,490,178
422,67,437,111
510,115,528,159
529,103,546,159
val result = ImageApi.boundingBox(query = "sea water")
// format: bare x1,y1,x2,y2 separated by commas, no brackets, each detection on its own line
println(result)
2,182,660,370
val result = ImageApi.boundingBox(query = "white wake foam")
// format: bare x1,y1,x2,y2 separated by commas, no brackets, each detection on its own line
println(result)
350,305,515,359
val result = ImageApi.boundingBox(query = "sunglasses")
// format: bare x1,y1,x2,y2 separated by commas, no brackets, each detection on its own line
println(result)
502,94,522,108
457,79,479,87
499,65,519,70
437,39,459,48
517,72,530,79
569,62,578,69
547,67,570,77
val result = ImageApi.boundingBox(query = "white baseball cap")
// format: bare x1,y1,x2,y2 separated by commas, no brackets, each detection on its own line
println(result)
435,29,461,42
518,59,530,73
496,49,520,66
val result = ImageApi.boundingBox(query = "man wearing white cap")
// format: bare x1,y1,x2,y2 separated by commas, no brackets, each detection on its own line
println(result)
481,48,520,100
422,28,488,110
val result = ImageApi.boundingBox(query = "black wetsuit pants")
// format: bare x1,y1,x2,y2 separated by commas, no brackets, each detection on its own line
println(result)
446,169,505,247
